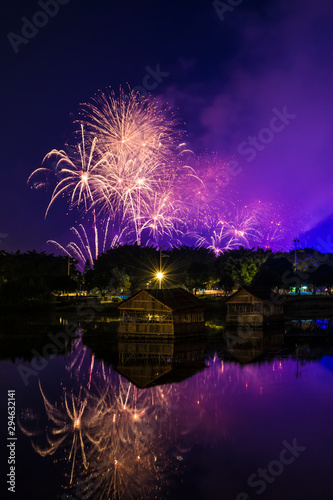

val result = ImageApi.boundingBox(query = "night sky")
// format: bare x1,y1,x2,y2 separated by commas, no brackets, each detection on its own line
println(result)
1,0,333,253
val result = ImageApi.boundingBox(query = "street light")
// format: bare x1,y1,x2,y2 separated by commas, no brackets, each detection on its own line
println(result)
293,238,299,272
156,272,163,290
293,237,300,295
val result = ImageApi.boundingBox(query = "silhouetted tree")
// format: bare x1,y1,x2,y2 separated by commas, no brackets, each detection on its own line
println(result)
252,257,293,290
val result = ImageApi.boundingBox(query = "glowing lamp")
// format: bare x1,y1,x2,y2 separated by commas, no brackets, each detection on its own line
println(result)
157,271,163,290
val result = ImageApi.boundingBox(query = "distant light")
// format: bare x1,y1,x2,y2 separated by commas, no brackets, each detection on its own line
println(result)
157,272,163,280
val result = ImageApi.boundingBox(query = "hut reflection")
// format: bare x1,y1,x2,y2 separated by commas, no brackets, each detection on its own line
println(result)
116,337,206,388
224,321,284,364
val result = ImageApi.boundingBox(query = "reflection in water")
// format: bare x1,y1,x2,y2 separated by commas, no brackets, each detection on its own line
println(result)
116,338,206,388
19,333,205,499
290,318,333,333
15,319,333,500
224,322,284,364
19,353,95,484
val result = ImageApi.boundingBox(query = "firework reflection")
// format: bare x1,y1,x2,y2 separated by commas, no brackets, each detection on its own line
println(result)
19,334,206,499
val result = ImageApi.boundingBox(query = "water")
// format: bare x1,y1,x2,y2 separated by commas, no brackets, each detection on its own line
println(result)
1,315,333,499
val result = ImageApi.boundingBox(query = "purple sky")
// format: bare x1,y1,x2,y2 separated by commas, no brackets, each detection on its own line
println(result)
1,0,333,252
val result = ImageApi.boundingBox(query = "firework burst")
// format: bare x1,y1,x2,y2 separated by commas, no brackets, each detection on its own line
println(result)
29,125,109,217
29,88,197,250
194,221,236,256
47,212,126,272
28,87,294,261
77,87,178,163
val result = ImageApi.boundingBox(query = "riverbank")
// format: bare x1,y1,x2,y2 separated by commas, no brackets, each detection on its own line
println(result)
1,293,333,319
283,295,333,316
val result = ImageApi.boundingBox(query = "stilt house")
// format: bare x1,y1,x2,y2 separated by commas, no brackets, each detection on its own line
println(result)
118,288,205,337
225,287,284,327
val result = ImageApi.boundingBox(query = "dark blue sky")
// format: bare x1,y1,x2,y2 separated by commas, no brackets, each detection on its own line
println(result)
1,0,333,252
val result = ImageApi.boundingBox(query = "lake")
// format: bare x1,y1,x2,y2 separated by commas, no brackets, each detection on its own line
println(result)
1,314,333,499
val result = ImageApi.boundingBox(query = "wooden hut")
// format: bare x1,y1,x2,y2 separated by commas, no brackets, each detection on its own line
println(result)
118,288,205,337
225,287,284,327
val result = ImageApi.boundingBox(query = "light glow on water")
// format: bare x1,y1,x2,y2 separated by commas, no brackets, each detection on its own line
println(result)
2,326,333,499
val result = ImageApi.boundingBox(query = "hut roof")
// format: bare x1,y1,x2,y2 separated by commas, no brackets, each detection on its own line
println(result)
226,286,280,303
118,288,204,312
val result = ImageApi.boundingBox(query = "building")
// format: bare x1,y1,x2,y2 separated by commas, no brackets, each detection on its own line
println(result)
225,287,284,327
118,288,205,337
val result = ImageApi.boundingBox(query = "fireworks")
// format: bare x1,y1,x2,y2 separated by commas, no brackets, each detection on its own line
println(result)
195,221,235,256
28,87,294,264
28,125,109,217
223,207,261,247
77,87,177,163
190,153,233,213
47,212,126,272
29,88,197,250
248,201,287,250
75,88,193,247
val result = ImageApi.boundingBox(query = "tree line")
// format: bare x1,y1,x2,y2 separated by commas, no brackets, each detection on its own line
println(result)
0,250,76,306
1,246,333,307
85,245,333,295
